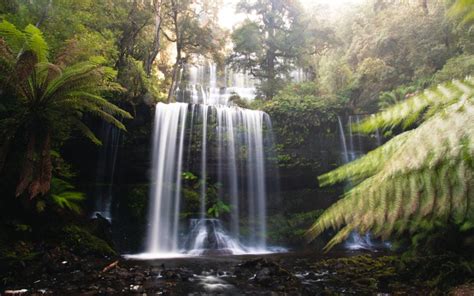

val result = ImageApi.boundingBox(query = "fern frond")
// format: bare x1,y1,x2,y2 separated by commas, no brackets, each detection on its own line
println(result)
0,20,26,54
448,0,474,26
23,24,48,62
309,78,474,251
49,178,85,214
73,119,102,145
357,77,474,133
65,92,132,119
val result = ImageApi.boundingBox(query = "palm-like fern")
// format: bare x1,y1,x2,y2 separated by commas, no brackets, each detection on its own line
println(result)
0,21,132,199
307,77,474,251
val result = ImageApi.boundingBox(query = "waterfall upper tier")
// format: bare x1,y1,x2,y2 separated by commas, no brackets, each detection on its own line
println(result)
176,63,257,106
175,62,307,106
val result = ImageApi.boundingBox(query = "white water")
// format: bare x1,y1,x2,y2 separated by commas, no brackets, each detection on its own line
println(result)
92,122,121,222
146,103,188,254
129,62,280,259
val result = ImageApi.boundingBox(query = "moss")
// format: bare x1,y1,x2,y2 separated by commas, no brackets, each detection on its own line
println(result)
0,240,39,261
127,184,149,220
62,225,116,257
267,210,324,245
309,254,474,294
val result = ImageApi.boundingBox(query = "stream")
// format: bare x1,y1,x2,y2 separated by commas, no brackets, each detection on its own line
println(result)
3,250,427,295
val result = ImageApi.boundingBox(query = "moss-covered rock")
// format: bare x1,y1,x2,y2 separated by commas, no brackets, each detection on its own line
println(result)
62,225,116,257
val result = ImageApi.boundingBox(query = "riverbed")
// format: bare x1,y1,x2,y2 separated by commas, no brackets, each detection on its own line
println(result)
2,249,438,295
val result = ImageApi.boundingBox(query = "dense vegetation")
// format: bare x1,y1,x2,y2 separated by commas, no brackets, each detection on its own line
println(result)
0,0,473,293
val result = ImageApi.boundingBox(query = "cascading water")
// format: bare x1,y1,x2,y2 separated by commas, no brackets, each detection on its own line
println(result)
337,115,388,250
146,103,188,255
92,122,121,221
130,62,279,258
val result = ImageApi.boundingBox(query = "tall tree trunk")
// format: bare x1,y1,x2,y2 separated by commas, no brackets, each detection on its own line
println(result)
144,0,162,75
35,0,52,28
167,4,181,103
167,53,181,103
16,131,52,199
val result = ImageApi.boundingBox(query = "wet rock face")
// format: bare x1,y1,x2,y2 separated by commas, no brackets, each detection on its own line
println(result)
203,220,218,249
184,219,247,255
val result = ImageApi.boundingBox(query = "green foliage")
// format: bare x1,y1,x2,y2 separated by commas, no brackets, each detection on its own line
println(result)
310,254,474,293
230,0,308,99
314,1,460,113
0,21,132,199
268,210,323,245
448,0,474,27
228,93,250,109
180,171,222,218
397,254,474,291
378,85,419,110
260,83,339,169
207,200,231,218
48,178,85,214
433,54,474,84
308,77,474,251
126,184,149,220
182,171,198,181
358,77,474,132
0,20,48,61
118,56,163,107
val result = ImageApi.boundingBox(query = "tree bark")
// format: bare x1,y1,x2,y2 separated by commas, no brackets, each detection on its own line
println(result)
16,131,52,199
167,2,181,103
144,0,162,75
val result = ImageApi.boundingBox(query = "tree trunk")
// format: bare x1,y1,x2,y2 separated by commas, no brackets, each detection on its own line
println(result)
167,54,181,103
167,4,181,103
16,131,52,199
144,0,162,75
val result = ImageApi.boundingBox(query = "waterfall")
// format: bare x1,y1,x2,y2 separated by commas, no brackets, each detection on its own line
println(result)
199,105,208,219
133,61,279,258
146,103,188,254
337,117,349,164
92,122,121,221
337,115,388,250
290,68,307,83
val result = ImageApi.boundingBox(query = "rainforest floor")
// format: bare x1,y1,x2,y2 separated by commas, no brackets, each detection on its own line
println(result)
1,247,474,295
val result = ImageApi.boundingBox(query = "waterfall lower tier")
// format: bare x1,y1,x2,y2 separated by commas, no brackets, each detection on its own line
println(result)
146,103,188,254
135,102,279,258
337,115,389,250
185,219,247,256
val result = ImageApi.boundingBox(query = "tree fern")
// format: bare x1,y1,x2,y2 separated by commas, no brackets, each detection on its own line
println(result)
307,77,474,251
0,21,132,199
